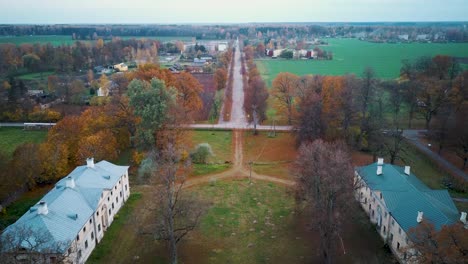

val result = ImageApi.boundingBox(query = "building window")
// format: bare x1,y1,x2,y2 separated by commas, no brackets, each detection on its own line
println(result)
120,191,122,197
390,233,394,242
77,234,80,241
115,186,117,190
107,197,110,201
125,185,127,191
83,226,86,233
119,180,121,184
111,191,113,196
364,198,367,204
398,227,401,234
50,256,57,263
109,209,111,215
380,193,382,199
373,197,375,203
97,211,99,217
384,212,387,218
78,250,82,259
68,248,72,254
116,197,119,203
372,210,375,217
392,219,395,226
91,232,94,240
112,203,114,209
397,242,400,250
406,237,409,244
383,226,386,234
98,224,101,232
85,240,88,249
89,219,92,224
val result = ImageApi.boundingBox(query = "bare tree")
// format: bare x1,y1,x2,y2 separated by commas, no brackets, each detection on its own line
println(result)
294,140,356,263
0,224,78,264
138,144,205,264
357,67,377,150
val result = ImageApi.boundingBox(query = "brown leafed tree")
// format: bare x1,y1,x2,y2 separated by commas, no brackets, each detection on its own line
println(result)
214,67,227,91
404,221,468,264
294,140,355,263
174,72,203,121
272,72,299,125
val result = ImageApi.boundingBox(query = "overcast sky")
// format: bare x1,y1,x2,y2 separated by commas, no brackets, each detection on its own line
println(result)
0,0,467,24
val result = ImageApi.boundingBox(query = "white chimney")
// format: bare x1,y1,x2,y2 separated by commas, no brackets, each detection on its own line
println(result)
37,201,48,215
461,212,467,224
86,157,94,168
404,166,411,175
65,176,75,188
417,211,423,223
377,158,384,165
377,165,383,175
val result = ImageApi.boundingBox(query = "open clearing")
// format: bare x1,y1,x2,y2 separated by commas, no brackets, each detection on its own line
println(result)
257,38,468,85
0,127,48,157
87,180,393,264
189,130,232,176
243,131,297,179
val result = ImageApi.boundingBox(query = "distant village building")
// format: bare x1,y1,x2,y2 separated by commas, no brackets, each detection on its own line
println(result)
355,158,465,262
0,159,130,264
113,63,128,72
97,87,109,97
27,90,44,97
398,34,409,41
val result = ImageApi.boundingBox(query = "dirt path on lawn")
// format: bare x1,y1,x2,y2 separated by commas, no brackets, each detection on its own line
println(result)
184,130,295,188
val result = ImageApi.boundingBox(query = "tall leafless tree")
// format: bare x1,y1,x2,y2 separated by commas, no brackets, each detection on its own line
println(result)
138,144,205,264
294,140,356,264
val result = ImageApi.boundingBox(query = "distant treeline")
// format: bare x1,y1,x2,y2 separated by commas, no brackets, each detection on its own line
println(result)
1,23,467,42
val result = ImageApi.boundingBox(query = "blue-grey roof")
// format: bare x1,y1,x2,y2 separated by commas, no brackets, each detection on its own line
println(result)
356,162,460,232
1,160,128,253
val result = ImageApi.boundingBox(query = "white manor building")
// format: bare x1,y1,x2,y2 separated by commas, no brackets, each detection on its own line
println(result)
1,158,130,263
355,158,467,263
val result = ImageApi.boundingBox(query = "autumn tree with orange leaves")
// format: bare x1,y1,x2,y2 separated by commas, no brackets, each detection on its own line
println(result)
272,72,299,125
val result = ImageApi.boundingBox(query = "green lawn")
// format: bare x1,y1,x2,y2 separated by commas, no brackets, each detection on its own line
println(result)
16,71,55,80
87,180,392,263
257,38,468,86
0,127,48,157
0,35,193,46
190,130,232,175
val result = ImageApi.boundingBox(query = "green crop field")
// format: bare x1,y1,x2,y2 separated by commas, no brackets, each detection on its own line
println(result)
257,38,468,86
0,35,193,46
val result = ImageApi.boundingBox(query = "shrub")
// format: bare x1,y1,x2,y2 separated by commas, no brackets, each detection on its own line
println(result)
190,143,214,164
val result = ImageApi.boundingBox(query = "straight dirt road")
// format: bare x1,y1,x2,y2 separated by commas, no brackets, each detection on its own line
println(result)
219,38,247,127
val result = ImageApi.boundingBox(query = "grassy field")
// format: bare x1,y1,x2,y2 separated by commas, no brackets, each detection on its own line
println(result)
243,131,297,178
87,192,143,264
257,38,468,86
189,130,232,176
0,35,193,46
88,180,393,263
16,71,55,80
0,127,48,157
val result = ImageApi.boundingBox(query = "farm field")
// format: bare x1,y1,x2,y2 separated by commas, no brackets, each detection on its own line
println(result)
88,180,393,264
257,38,468,85
0,127,48,157
0,35,193,46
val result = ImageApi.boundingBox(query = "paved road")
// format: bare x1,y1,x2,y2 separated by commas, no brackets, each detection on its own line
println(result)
186,123,293,131
0,123,28,127
219,38,248,126
403,129,468,181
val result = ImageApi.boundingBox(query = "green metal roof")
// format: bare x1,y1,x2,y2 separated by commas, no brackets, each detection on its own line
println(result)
356,162,460,232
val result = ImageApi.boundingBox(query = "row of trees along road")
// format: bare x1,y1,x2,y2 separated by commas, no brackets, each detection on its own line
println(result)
290,55,468,263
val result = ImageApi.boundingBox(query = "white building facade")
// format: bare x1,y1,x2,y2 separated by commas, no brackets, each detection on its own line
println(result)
1,158,130,264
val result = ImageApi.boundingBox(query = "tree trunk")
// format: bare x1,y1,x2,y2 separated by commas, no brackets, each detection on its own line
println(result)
408,109,414,129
